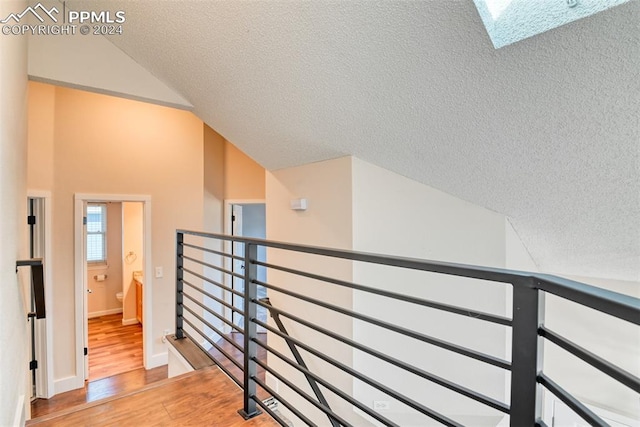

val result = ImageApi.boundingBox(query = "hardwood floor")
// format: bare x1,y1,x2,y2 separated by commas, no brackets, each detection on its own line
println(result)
31,313,151,419
88,313,143,380
28,367,277,427
30,366,168,419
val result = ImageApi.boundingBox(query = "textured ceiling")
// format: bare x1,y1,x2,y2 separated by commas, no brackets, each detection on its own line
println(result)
82,0,638,281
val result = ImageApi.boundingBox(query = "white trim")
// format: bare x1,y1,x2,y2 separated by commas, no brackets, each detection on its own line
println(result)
27,190,54,399
12,394,25,427
122,318,139,326
88,308,123,318
167,344,193,378
148,352,168,369
74,193,153,389
53,375,81,395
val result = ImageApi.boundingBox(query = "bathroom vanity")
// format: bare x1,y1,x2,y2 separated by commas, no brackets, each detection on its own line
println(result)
133,271,143,324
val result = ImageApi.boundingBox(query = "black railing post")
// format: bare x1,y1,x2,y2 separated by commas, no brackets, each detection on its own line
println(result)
176,232,184,339
239,242,261,419
510,278,545,426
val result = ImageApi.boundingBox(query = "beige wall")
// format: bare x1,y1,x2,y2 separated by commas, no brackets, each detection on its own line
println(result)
224,140,265,200
122,202,144,323
266,157,357,425
0,0,29,422
27,83,204,390
87,202,123,317
27,82,55,190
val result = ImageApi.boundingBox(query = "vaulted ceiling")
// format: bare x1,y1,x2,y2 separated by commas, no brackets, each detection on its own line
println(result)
72,0,639,281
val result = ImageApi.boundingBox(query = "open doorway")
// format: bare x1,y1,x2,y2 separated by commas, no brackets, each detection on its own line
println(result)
226,201,267,330
84,201,145,380
74,194,152,385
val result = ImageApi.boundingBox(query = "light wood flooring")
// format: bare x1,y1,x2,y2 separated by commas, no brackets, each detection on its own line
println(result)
27,366,277,426
88,313,143,380
30,366,168,419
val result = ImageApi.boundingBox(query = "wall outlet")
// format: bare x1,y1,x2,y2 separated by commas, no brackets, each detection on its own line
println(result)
155,266,163,278
373,400,390,411
161,329,170,343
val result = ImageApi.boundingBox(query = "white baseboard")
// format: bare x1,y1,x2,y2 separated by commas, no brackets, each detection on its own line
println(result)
147,352,168,369
122,318,139,326
88,308,123,318
54,375,83,395
13,394,25,427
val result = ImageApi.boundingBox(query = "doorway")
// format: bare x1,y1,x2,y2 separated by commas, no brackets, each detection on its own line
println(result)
74,194,152,386
26,192,53,399
225,201,267,331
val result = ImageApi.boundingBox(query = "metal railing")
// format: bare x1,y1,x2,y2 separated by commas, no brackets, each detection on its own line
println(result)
174,230,640,427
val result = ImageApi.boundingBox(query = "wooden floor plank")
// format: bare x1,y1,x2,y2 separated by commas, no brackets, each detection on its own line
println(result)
28,367,277,427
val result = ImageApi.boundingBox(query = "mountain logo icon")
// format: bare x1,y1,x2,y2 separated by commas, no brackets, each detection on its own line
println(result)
1,2,59,24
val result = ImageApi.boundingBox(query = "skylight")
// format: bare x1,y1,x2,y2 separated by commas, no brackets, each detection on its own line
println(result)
473,0,633,48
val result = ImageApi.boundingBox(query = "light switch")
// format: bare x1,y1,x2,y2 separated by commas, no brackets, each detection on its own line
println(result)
155,266,163,278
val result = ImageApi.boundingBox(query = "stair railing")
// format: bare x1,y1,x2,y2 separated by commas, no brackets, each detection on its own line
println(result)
174,229,640,427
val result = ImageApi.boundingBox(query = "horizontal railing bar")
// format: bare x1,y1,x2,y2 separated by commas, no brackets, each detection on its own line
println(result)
180,266,245,298
537,373,608,427
182,329,243,388
254,357,352,427
254,299,509,413
251,396,288,427
539,326,640,393
256,261,512,326
178,231,640,324
182,305,244,355
253,337,401,427
182,254,245,280
181,241,243,261
254,318,463,427
182,316,244,371
536,275,640,326
178,229,529,283
182,292,245,336
256,280,510,370
253,376,318,426
183,279,245,316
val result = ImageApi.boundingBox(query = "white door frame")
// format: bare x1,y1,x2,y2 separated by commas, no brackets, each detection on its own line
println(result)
222,199,265,333
27,190,54,398
74,193,152,387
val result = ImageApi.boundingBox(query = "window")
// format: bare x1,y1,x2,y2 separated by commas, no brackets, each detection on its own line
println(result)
86,204,107,263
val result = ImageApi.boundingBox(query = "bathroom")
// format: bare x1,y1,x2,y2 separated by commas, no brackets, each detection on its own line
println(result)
86,201,144,380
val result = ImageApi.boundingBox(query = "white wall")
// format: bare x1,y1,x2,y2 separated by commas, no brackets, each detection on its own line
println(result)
0,0,29,423
122,202,144,323
544,275,640,421
351,158,509,426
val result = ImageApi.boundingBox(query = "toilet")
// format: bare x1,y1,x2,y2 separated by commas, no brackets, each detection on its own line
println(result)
116,292,124,303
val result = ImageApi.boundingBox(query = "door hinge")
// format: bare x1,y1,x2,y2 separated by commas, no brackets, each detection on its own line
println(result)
27,215,36,225
232,215,236,222
84,347,88,356
29,360,38,370
83,216,87,225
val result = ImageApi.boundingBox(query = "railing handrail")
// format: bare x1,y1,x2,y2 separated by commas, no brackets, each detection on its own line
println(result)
177,229,640,325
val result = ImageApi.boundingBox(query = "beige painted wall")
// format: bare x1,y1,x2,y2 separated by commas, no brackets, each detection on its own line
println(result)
0,0,29,422
351,157,508,425
87,202,123,317
27,82,55,190
27,83,204,390
224,140,265,200
266,157,358,425
122,202,144,323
